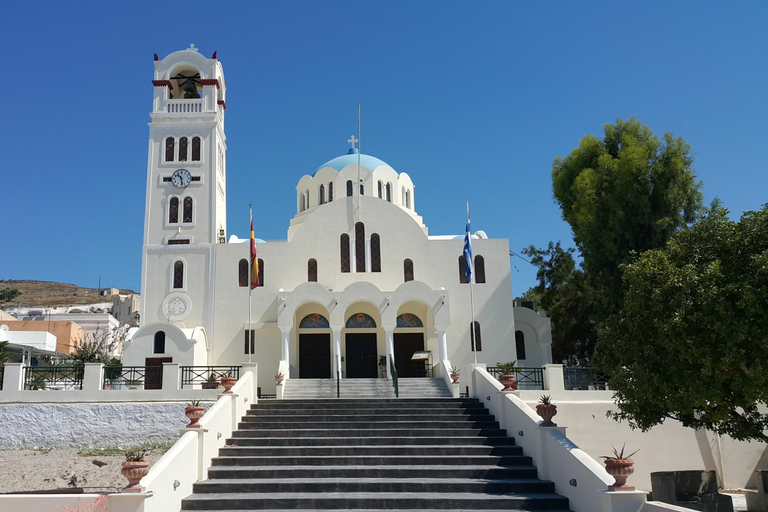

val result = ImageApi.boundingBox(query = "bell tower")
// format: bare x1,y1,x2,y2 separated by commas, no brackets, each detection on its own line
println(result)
140,45,227,332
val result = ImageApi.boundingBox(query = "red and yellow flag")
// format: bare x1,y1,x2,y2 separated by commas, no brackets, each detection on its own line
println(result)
250,217,259,289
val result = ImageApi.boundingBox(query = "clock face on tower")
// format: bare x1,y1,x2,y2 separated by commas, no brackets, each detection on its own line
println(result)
171,169,192,188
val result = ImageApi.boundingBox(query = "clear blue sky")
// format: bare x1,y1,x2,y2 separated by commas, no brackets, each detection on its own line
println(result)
1,1,766,296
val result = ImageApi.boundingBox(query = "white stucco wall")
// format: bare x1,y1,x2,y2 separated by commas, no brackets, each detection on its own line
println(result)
0,402,210,449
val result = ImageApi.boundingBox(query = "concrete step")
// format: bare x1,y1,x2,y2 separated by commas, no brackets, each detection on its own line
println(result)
210,454,534,466
225,436,515,446
232,427,509,438
181,491,570,510
206,465,539,480
215,445,523,457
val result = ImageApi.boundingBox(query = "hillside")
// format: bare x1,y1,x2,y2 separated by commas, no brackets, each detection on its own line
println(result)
0,280,137,308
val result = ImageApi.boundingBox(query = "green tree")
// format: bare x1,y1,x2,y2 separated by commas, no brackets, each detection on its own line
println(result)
552,117,703,304
523,242,602,363
596,205,768,442
0,288,21,302
0,340,12,364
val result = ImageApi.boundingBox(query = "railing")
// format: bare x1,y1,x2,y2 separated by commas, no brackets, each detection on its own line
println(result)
485,366,544,390
103,366,148,389
389,355,399,398
563,367,610,390
24,366,84,390
167,99,203,113
181,366,241,388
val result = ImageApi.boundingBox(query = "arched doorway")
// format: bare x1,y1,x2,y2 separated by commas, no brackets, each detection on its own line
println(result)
298,313,331,378
344,312,378,378
394,312,426,377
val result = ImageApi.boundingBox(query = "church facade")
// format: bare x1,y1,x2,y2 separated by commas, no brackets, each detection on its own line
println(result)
123,46,553,394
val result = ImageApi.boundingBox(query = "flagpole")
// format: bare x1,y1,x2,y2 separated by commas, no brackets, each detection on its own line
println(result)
248,204,253,363
356,103,361,221
466,199,477,364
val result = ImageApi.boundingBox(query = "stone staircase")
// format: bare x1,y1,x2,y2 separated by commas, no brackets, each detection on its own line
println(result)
398,377,452,398
283,378,395,399
181,398,571,511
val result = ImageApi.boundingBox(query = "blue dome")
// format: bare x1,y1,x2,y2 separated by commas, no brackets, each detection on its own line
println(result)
317,149,390,173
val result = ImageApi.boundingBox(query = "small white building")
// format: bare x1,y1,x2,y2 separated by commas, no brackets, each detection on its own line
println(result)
123,46,553,394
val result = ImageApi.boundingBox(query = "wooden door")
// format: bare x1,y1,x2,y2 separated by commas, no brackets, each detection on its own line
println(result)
345,333,377,378
145,357,172,390
299,333,331,378
394,333,425,377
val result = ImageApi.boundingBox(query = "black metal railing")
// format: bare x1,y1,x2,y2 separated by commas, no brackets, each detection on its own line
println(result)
24,366,84,390
103,366,148,389
564,367,610,390
390,355,399,398
0,366,4,390
181,366,241,388
486,366,544,390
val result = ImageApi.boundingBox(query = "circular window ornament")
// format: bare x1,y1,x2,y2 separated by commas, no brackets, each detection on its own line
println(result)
163,292,191,321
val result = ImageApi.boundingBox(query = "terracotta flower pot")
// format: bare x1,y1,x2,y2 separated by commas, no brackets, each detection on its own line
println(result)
450,372,460,384
276,374,285,385
604,458,635,490
221,377,237,394
499,373,518,391
185,405,205,428
121,461,150,493
536,403,558,427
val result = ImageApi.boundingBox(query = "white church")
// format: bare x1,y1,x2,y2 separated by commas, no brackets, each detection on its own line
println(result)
123,46,553,394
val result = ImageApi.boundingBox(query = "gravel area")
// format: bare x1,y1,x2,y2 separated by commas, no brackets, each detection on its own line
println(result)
0,449,164,494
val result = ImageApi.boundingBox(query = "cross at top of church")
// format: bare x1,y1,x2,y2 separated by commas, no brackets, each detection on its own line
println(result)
348,135,358,149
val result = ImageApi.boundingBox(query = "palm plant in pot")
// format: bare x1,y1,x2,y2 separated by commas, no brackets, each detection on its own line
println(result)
185,398,205,428
600,444,639,491
202,372,219,389
495,361,518,391
449,366,461,384
121,447,150,493
536,394,557,426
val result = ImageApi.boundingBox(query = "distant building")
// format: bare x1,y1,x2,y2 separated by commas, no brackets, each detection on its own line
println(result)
0,320,83,360
113,294,141,326
100,287,120,297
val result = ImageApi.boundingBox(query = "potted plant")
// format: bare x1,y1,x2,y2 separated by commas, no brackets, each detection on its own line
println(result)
220,371,237,394
449,366,461,384
378,355,387,378
202,373,219,389
495,361,518,391
275,372,285,385
600,444,639,491
121,447,150,493
185,398,205,428
536,394,557,426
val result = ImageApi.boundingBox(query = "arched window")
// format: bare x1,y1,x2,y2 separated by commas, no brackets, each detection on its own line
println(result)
359,183,364,195
475,255,486,284
257,259,264,287
470,321,482,351
238,259,249,287
305,191,310,209
355,222,366,272
328,182,333,201
153,331,166,354
515,330,526,360
165,137,175,161
386,183,392,202
300,313,329,328
403,258,414,282
458,256,469,284
183,197,193,223
378,180,383,199
179,137,188,161
406,190,411,209
168,197,179,223
308,258,318,282
397,313,423,327
346,180,353,197
191,136,201,161
173,260,184,289
346,313,377,328
319,184,325,205
371,233,381,272
402,187,406,205
340,234,350,273
300,193,305,212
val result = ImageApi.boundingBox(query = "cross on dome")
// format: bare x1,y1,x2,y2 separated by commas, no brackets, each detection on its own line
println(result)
347,135,358,149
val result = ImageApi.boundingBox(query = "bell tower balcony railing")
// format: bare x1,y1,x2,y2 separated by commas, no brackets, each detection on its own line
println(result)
166,98,204,114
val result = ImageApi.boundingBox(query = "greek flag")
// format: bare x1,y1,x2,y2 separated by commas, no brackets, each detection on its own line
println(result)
463,217,473,283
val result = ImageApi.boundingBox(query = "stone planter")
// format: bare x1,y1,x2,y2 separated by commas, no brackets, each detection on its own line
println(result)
498,373,518,391
121,461,150,493
185,405,205,428
221,377,237,394
536,403,558,427
604,458,635,491
276,374,285,385
202,381,219,390
450,372,460,384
